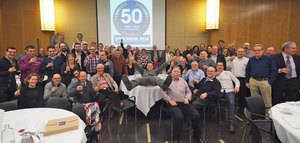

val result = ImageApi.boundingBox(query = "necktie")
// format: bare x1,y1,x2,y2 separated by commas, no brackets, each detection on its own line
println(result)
286,56,292,79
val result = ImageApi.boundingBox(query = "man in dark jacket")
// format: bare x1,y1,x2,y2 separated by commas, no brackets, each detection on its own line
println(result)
192,66,221,106
0,47,18,102
69,71,95,103
40,46,64,81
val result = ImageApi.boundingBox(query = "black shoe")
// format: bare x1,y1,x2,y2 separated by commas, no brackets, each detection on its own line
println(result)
193,135,205,143
162,75,172,91
122,75,133,90
229,120,235,133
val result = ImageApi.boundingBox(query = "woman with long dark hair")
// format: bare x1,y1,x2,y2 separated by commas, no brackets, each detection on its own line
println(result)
61,54,80,86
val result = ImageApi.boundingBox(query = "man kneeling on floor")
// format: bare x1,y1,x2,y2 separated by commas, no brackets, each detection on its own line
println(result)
161,66,203,143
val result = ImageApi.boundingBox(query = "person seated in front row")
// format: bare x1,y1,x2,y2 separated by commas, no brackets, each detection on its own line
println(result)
43,73,68,101
15,73,44,109
161,66,203,143
192,66,221,119
122,55,176,91
67,69,80,93
91,64,119,106
69,71,95,104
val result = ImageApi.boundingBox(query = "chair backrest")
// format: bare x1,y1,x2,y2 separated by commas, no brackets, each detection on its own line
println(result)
45,97,72,111
245,95,265,120
72,103,86,122
0,100,18,111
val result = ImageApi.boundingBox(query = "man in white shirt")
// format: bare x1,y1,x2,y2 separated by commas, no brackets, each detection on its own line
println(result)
231,47,250,114
216,62,240,133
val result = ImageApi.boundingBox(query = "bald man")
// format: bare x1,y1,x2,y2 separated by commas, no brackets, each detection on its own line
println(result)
44,73,67,101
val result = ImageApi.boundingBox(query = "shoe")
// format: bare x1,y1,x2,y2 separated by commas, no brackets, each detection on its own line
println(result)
162,75,172,91
122,75,133,90
229,120,235,133
193,135,205,143
173,139,180,143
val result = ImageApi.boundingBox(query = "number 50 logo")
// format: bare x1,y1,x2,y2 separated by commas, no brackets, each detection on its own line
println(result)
113,1,150,36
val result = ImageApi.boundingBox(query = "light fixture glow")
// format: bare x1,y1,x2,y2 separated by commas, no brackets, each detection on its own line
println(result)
40,0,55,31
206,0,219,30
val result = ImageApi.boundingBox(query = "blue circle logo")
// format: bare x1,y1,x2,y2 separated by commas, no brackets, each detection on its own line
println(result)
113,1,150,36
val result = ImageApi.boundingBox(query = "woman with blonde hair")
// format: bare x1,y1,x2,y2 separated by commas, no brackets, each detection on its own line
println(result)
61,54,80,86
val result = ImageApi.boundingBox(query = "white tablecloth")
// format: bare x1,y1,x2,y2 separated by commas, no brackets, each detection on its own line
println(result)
270,102,300,143
1,108,87,143
120,74,167,116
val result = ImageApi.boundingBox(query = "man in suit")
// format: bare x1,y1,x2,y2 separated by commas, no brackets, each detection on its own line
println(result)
209,45,226,70
69,71,95,104
160,45,173,63
0,47,18,102
272,41,300,105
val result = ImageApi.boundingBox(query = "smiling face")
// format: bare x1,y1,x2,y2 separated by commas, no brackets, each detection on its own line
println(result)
206,67,215,78
6,48,17,59
52,74,62,85
172,67,181,80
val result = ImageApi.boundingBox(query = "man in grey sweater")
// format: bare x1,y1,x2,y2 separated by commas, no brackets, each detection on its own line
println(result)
44,73,68,101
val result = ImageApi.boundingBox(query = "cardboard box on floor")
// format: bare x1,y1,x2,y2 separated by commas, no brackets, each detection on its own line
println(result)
44,115,79,136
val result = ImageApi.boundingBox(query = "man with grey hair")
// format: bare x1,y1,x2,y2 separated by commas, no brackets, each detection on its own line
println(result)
245,44,277,117
198,51,215,72
243,42,255,58
272,41,300,105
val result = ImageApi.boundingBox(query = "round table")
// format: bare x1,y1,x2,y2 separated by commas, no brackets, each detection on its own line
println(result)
2,108,87,143
120,74,167,116
270,102,300,143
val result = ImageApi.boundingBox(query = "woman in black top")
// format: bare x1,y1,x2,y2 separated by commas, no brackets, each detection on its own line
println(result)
61,54,80,86
17,73,44,109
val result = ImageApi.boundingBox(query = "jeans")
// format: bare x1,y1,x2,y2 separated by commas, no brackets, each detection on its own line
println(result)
220,92,235,121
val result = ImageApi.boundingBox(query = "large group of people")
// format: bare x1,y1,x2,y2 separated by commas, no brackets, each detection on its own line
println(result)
0,32,299,143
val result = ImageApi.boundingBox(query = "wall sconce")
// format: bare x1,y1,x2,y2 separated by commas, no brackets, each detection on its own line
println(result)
40,0,55,31
206,0,219,30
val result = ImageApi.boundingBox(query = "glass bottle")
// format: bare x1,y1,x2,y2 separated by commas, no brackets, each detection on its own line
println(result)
1,124,15,143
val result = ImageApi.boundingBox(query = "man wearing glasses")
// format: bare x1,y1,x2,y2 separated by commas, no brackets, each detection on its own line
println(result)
245,44,277,117
0,47,18,102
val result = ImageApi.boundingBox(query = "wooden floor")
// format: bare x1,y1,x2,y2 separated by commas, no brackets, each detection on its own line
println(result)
100,101,247,143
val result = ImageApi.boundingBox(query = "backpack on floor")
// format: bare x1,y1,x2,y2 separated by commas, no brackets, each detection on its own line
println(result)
84,102,102,143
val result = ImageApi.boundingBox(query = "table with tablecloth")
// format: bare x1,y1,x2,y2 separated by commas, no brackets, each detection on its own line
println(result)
120,74,167,116
1,108,87,143
270,101,300,143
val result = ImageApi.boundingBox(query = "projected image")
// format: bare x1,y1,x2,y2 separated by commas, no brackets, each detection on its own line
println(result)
110,0,153,47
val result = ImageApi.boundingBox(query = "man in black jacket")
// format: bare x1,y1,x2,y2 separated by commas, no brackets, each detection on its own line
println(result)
0,47,18,102
192,66,221,106
272,41,300,105
209,45,226,70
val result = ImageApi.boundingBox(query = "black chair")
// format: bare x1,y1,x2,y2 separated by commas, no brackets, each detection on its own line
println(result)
242,95,278,143
72,103,86,121
45,97,72,111
0,100,18,111
110,96,136,125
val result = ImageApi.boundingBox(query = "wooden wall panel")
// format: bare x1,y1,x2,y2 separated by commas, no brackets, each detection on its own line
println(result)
208,0,300,54
166,0,208,51
0,0,53,56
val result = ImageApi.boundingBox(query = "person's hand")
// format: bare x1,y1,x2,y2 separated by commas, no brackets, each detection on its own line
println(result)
76,85,83,91
114,87,119,93
280,68,290,74
105,61,110,66
168,55,176,62
245,83,250,88
184,98,189,104
183,69,188,74
193,89,198,94
93,86,99,92
234,88,240,93
170,61,175,67
75,58,79,62
214,71,221,76
200,93,207,99
230,56,235,61
14,89,20,96
169,100,177,106
65,66,70,72
202,65,208,69
191,79,196,83
47,62,54,68
29,57,37,63
8,67,16,72
88,54,93,59
51,87,58,92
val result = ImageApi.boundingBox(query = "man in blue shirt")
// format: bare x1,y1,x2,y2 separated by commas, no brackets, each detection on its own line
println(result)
182,61,205,89
245,44,277,116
